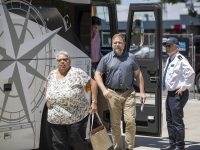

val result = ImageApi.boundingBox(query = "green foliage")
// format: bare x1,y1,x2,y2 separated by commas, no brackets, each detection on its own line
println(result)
188,8,198,17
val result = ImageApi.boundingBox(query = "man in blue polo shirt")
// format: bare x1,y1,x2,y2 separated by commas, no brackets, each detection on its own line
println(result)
95,33,146,150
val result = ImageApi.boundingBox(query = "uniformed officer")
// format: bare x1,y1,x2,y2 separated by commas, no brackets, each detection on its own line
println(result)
161,37,195,150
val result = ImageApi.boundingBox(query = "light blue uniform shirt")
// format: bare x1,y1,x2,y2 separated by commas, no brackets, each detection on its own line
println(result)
163,52,195,91
96,51,139,90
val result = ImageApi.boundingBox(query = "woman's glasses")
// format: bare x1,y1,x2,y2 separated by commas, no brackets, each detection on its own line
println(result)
57,58,69,62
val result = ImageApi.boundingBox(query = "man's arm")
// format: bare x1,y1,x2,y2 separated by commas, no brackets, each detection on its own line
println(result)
176,60,195,95
95,71,111,99
134,69,146,102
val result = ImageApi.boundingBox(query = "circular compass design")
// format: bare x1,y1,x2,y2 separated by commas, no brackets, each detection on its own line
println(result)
0,0,60,126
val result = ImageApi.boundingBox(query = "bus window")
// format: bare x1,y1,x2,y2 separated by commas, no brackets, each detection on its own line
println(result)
129,11,156,59
94,6,112,55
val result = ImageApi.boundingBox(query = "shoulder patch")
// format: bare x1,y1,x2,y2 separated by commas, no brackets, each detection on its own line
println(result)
177,55,183,60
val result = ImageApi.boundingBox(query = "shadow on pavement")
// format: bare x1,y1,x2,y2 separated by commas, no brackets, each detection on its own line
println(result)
135,136,165,149
135,136,200,150
185,143,200,150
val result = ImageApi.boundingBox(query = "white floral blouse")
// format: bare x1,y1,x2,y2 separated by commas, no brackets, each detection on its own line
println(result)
46,67,90,124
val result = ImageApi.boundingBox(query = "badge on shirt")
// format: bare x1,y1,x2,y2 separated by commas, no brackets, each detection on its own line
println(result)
178,55,183,60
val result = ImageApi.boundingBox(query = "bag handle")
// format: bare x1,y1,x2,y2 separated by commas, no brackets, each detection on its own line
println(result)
90,112,104,132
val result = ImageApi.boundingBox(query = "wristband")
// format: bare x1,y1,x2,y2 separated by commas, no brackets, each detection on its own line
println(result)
92,100,97,104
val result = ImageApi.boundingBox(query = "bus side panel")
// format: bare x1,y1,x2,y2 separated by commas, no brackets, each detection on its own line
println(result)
0,0,91,149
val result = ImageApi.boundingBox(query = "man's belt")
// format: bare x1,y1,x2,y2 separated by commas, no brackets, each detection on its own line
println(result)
110,88,127,93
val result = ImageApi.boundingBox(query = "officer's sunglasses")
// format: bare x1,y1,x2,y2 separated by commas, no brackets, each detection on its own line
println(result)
165,44,173,48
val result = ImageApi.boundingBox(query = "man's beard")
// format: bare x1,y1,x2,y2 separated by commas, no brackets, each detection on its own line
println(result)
114,48,123,56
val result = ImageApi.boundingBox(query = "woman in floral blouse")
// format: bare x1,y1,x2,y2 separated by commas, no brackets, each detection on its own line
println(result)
45,51,97,150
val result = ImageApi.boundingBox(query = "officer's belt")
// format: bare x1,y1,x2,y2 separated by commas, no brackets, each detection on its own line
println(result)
168,89,188,96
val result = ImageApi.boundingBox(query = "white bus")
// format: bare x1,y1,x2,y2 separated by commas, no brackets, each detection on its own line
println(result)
0,0,163,149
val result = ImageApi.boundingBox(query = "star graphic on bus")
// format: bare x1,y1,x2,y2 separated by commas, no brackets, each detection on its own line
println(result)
0,0,61,130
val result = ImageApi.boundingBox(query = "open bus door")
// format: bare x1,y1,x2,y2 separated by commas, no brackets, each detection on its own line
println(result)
91,0,118,130
92,0,118,54
126,3,163,136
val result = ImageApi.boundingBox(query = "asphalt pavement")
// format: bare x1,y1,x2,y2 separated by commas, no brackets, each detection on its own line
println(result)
134,96,200,150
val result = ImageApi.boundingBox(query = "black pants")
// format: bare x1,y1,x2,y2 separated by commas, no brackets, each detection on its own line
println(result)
166,90,189,149
50,116,90,150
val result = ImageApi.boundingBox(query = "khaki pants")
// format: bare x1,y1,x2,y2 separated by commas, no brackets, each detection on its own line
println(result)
107,89,136,150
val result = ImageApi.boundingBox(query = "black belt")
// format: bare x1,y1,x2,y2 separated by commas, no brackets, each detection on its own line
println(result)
168,90,177,96
110,88,128,92
168,89,188,96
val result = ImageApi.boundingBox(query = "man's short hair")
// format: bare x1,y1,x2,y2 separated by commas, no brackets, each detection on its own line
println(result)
112,33,125,43
92,16,101,25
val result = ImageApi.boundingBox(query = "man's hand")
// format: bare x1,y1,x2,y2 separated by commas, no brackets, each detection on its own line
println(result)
140,93,146,103
103,89,112,99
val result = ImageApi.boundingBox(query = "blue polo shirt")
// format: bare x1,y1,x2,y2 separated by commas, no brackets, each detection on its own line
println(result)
96,51,139,90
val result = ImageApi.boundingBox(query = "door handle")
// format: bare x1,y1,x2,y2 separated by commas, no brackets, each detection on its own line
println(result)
147,70,156,76
150,76,159,82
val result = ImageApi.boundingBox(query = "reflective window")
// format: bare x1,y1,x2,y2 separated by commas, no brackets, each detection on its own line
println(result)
129,11,156,59
93,6,111,47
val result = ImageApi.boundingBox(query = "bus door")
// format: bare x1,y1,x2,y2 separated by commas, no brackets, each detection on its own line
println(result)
92,1,118,55
126,3,162,136
91,1,118,130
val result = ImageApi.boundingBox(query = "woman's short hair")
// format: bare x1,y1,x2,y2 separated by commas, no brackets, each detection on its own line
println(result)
56,50,70,60
92,16,101,25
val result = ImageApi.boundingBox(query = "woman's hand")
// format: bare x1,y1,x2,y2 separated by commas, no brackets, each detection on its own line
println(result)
46,100,54,109
90,102,97,112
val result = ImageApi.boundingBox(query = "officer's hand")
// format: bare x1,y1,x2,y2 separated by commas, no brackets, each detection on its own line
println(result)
103,89,112,99
176,88,183,95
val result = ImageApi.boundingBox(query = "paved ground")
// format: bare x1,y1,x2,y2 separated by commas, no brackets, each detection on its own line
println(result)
134,98,200,150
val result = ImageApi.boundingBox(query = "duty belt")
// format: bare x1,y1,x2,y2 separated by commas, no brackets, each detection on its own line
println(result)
168,89,188,96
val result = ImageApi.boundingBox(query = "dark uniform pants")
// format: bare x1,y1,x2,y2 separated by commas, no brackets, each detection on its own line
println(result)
166,89,189,149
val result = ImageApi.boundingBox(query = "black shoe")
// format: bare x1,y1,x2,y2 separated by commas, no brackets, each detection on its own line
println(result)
161,145,176,150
